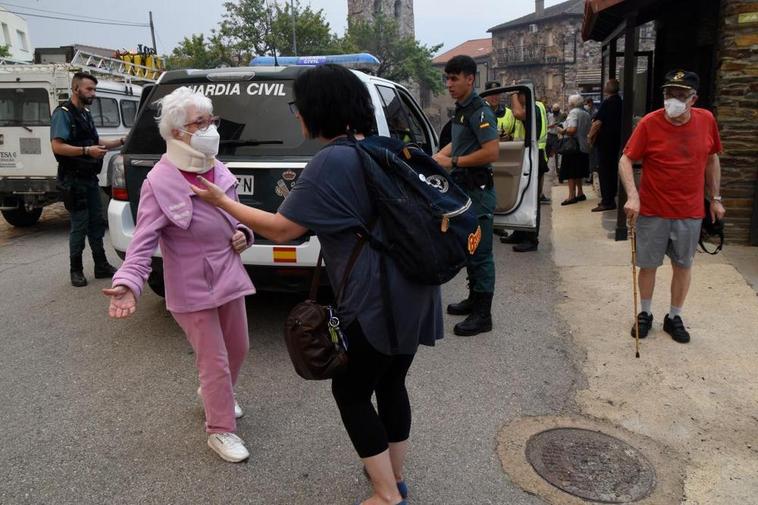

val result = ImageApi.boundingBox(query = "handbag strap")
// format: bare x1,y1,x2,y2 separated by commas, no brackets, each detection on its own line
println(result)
308,224,373,302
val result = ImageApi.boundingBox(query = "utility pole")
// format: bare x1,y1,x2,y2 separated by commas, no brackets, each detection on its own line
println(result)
149,11,157,53
291,0,297,55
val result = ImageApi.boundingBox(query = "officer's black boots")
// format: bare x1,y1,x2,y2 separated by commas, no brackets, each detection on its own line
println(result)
93,251,118,279
447,289,475,315
70,255,87,287
453,292,493,337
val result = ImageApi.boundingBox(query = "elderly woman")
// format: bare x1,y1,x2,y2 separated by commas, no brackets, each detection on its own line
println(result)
102,87,255,463
193,64,437,505
558,94,592,205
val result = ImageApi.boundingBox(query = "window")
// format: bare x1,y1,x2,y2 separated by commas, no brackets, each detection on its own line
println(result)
0,88,51,126
89,97,120,127
373,0,382,14
2,23,10,46
376,85,416,145
475,71,481,90
120,100,137,127
396,87,434,155
16,30,28,51
547,73,554,90
394,0,401,18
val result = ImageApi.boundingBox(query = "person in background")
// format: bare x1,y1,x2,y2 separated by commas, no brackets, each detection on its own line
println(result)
483,80,515,139
51,72,123,287
588,79,623,212
558,94,591,205
194,64,437,505
620,69,724,344
434,55,499,336
103,87,255,463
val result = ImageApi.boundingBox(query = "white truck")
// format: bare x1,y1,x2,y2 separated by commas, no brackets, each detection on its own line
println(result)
0,51,156,227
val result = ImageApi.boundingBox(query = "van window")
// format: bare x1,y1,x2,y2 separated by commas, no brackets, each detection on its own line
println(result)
120,100,137,127
128,81,322,157
0,88,50,126
90,97,120,127
376,85,416,145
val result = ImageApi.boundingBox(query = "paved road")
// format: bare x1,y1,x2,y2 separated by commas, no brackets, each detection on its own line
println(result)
0,206,580,505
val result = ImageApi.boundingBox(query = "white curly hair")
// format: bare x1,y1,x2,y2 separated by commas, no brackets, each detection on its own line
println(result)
154,86,213,141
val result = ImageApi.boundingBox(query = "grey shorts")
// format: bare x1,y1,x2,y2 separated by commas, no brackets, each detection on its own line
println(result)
635,216,702,268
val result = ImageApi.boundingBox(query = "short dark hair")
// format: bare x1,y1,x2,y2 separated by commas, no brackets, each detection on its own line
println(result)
444,55,477,77
293,64,374,139
484,80,501,90
72,72,97,88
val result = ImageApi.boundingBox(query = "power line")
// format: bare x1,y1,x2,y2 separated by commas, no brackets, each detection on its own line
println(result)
0,2,146,25
2,9,149,27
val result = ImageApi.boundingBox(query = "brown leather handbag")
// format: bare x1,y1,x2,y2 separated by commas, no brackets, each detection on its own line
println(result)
283,236,367,380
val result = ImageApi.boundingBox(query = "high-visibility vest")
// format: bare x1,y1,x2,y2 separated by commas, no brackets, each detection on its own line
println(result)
513,101,548,150
497,107,515,136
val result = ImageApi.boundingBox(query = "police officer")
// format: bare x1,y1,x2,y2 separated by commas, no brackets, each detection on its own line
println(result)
500,88,549,252
51,72,123,287
433,56,499,337
483,80,515,139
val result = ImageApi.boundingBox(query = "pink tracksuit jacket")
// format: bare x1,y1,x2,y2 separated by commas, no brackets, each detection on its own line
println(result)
112,156,255,312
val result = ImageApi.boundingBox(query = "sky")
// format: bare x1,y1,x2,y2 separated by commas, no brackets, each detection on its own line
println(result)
13,0,568,57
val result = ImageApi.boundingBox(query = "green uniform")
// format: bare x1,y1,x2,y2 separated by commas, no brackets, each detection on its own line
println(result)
451,91,497,294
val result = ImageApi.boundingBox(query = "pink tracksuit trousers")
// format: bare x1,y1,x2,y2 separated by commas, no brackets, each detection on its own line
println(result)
171,296,249,434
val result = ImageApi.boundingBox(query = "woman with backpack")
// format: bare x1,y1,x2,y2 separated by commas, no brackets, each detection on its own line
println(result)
192,64,442,505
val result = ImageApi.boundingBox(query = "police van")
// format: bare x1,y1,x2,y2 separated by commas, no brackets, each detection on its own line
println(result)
0,51,155,227
108,54,538,294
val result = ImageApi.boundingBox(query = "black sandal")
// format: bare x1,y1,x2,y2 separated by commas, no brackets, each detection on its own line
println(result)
561,197,578,206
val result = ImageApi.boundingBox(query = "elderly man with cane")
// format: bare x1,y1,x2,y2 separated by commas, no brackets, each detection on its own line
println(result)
620,70,725,345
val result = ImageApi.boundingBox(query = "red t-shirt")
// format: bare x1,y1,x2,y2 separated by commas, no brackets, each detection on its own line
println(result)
623,108,722,219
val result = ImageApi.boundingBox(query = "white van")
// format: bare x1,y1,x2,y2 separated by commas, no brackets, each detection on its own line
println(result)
108,55,538,295
0,57,151,227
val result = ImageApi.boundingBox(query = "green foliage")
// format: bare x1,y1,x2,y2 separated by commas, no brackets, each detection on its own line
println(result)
165,34,232,70
269,2,343,56
0,45,10,58
343,14,443,93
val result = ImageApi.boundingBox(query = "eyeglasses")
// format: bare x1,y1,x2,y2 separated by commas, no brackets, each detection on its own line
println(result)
288,101,298,116
183,115,220,130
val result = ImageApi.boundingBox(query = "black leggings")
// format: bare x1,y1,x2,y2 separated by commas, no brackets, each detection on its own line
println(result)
331,322,415,458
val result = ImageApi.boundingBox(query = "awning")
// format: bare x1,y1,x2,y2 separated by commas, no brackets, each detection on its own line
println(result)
581,0,661,42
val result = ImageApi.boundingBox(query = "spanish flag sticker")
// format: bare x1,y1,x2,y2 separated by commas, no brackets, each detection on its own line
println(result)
273,247,297,263
479,122,491,129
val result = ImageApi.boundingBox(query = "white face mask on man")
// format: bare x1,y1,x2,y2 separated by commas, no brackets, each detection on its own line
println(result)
664,97,688,118
184,124,220,157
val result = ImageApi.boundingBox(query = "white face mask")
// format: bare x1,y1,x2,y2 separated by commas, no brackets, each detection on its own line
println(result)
664,98,688,118
186,124,220,157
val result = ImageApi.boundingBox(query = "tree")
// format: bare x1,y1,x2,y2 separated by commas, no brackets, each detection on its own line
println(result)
217,0,271,65
0,45,10,59
269,1,343,56
165,33,232,70
343,14,443,93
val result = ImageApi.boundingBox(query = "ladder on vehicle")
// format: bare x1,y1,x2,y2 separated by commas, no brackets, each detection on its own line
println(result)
0,50,160,85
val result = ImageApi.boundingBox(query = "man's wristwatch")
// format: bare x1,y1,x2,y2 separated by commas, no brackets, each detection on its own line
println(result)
712,195,722,202
451,156,459,168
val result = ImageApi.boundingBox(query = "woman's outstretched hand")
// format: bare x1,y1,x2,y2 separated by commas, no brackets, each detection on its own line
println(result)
103,285,137,319
191,176,229,207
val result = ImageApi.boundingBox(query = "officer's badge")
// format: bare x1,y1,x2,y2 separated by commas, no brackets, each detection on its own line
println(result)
467,225,482,255
673,71,685,81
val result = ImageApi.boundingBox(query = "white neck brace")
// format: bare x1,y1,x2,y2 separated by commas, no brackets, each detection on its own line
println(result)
166,139,214,173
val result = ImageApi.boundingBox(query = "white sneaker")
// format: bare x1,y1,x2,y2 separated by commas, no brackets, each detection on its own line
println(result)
197,386,244,419
207,432,249,463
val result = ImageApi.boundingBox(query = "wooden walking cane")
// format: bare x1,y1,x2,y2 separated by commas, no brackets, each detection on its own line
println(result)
630,223,640,358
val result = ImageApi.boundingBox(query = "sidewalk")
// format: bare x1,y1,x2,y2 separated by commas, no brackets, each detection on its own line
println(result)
550,187,758,504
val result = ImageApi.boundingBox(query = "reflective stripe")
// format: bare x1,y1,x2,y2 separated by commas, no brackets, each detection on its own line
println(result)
497,108,514,135
536,101,548,150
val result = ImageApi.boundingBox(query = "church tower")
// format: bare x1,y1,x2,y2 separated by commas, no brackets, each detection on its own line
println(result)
347,0,415,38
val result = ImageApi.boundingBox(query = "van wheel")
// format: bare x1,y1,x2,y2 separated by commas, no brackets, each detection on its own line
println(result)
147,271,165,297
1,207,43,227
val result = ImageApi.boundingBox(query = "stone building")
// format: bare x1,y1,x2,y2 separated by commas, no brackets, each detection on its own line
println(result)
423,38,493,133
583,0,758,245
347,0,415,38
488,0,602,107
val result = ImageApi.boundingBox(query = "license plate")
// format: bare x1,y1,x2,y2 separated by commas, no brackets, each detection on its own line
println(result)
236,175,254,195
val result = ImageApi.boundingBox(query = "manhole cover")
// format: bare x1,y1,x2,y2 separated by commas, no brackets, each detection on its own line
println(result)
525,428,656,503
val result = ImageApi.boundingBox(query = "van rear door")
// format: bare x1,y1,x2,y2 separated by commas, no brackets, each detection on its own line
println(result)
0,86,56,178
480,84,539,232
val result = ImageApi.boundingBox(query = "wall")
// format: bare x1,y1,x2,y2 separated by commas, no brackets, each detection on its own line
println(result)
0,9,32,62
714,0,758,244
347,0,415,38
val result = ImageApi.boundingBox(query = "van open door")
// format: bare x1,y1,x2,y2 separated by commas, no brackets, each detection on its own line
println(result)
480,84,539,233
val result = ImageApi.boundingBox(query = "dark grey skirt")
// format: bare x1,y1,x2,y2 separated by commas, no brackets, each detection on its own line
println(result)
559,151,590,182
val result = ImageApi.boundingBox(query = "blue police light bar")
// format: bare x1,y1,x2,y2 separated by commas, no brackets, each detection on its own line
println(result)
249,53,380,69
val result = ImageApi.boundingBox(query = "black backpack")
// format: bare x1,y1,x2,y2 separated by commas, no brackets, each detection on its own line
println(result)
699,198,724,255
336,135,481,285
